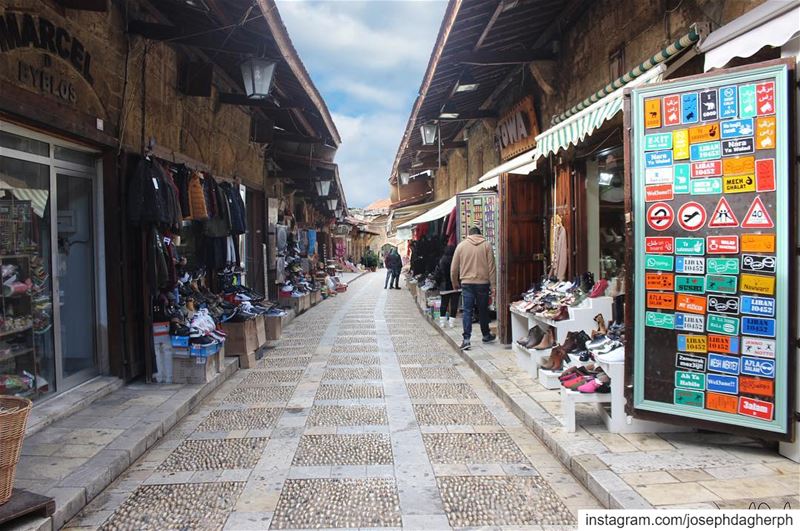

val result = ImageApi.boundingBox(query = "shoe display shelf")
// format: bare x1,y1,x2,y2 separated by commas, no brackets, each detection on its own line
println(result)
560,359,691,433
265,314,282,341
220,319,260,369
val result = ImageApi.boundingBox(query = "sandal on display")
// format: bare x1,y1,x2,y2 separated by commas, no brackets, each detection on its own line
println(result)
591,313,607,338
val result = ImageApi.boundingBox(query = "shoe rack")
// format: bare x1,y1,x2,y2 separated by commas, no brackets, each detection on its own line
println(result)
0,255,39,398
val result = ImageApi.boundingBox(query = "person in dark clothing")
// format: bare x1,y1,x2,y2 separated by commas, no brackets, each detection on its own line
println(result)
384,252,394,289
434,245,458,327
384,248,402,289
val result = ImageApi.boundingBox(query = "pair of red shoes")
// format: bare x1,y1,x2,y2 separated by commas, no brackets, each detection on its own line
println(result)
559,367,610,393
589,279,608,298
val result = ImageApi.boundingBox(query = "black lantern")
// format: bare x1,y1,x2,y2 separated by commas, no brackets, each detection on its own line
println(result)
327,198,339,210
420,123,438,145
240,58,276,99
315,178,332,197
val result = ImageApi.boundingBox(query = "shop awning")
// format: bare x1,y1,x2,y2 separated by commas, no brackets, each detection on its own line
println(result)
535,65,665,159
397,176,499,229
478,149,538,182
698,0,800,71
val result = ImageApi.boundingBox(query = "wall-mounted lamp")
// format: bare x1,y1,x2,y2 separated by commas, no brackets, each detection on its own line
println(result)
314,177,332,197
240,58,276,99
420,123,438,145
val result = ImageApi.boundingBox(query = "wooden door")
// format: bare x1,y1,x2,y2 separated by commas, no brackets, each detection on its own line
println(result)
246,189,266,295
498,173,548,343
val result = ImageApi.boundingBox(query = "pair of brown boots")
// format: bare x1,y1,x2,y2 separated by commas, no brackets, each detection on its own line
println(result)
517,326,555,350
540,345,569,370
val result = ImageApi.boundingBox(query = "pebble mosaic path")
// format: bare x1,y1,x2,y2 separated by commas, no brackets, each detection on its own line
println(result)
65,273,600,530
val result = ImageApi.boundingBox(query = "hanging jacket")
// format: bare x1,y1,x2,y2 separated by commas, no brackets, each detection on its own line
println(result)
174,165,191,218
220,182,246,235
187,172,209,220
550,224,569,281
128,158,169,226
203,176,231,238
434,251,454,291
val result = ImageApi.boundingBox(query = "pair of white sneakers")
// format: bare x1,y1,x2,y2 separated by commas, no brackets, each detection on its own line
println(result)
438,317,457,328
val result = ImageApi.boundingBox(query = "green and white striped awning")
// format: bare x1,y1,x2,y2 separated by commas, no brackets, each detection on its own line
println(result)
535,65,666,159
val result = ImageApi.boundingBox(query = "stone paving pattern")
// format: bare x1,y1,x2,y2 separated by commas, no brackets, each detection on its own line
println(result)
64,273,599,530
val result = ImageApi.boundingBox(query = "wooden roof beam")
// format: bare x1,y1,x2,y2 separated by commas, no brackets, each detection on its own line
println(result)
452,49,556,66
127,20,258,55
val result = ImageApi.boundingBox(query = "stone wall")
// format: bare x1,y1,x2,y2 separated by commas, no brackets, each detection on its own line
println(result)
0,0,264,188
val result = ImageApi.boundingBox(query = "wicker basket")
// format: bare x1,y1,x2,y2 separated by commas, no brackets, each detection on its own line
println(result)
0,396,32,504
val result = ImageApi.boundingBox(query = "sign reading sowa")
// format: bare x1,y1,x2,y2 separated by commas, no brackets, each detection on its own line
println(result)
630,60,789,436
494,96,539,160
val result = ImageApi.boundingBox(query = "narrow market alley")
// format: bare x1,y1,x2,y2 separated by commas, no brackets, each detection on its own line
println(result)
63,273,599,530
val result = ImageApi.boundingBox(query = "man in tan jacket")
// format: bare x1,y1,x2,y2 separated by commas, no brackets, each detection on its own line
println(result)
451,227,496,350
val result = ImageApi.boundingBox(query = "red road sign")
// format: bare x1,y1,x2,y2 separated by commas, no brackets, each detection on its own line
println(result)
741,196,774,229
646,202,674,231
677,202,706,231
708,196,739,228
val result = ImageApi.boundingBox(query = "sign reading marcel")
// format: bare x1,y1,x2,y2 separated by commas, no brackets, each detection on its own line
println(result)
630,60,789,435
0,10,95,105
495,95,539,160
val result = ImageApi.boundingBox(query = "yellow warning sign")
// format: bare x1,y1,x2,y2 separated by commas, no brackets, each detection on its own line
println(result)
645,99,661,129
673,129,690,160
723,174,756,194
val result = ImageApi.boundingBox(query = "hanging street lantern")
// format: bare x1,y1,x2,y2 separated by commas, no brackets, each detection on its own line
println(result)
240,58,276,99
420,123,438,145
326,198,339,210
315,177,332,197
399,172,411,185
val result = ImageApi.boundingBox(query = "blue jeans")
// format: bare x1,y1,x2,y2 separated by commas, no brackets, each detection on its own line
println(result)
384,269,393,288
461,284,490,340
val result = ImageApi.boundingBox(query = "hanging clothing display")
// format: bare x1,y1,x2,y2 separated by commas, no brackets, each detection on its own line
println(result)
550,223,568,280
307,230,317,257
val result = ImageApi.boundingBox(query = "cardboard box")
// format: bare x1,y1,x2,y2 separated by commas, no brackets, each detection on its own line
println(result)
173,352,218,384
255,315,267,347
220,319,259,357
265,315,282,340
279,294,303,313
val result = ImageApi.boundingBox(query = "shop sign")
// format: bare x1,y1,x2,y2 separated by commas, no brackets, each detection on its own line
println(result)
675,312,705,332
675,275,705,294
675,256,704,274
645,184,674,202
689,123,719,143
681,93,699,124
673,130,690,159
690,178,722,195
676,371,705,391
645,98,662,128
741,356,775,378
707,294,739,315
755,81,775,115
722,155,754,175
646,311,675,329
719,85,738,118
677,352,706,371
741,196,774,228
645,254,674,271
699,90,718,121
722,174,755,194
755,116,776,149
674,389,704,407
644,133,672,151
690,141,721,161
720,119,754,139
739,376,774,397
495,96,539,160
707,258,739,275
645,272,674,290
645,167,674,185
645,236,674,254
676,295,706,315
707,392,738,413
706,235,739,254
707,374,739,395
675,237,704,255
0,11,97,107
677,334,707,353
740,295,775,317
645,150,673,168
647,292,675,310
708,353,740,375
741,317,775,338
741,254,775,275
673,163,690,193
755,159,776,192
740,234,774,253
707,314,740,336
722,138,754,156
739,273,775,295
706,275,738,295
741,337,775,359
690,161,722,178
708,334,739,354
664,95,681,125
738,396,773,420
739,84,757,118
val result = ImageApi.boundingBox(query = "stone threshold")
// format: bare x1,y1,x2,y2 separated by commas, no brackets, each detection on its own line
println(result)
411,294,654,510
12,358,239,531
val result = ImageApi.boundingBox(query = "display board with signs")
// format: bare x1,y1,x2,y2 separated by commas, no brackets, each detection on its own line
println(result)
628,61,791,436
456,192,498,254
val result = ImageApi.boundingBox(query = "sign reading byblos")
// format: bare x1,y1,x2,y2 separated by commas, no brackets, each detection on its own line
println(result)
629,61,790,436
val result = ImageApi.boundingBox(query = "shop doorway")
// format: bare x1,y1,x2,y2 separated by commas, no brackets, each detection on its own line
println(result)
0,122,105,400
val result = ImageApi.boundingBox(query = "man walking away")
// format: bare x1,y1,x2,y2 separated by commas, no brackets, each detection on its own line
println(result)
434,245,458,327
450,227,496,350
389,248,402,289
383,251,394,289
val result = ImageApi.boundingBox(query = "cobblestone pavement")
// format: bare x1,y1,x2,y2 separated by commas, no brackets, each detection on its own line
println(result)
65,273,600,530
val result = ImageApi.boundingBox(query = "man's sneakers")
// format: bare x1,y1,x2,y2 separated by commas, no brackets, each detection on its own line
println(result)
482,334,496,343
460,340,471,351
